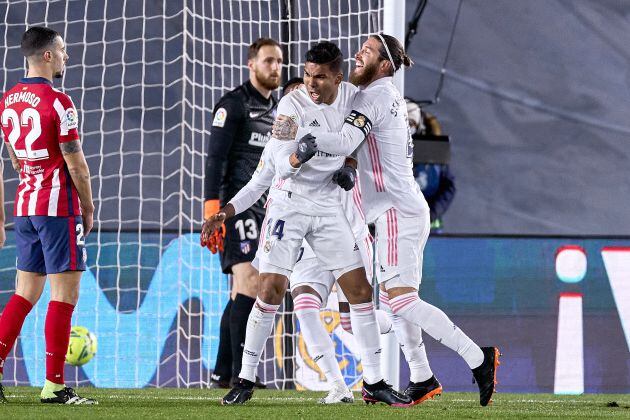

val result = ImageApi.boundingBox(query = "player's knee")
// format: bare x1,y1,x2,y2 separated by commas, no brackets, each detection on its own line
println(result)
51,289,79,306
348,282,373,303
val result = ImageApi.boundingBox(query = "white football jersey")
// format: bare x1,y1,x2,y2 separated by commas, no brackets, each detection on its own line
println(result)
296,77,429,222
270,81,359,215
230,81,359,216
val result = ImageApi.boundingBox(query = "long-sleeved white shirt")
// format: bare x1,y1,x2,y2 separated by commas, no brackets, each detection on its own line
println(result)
231,82,359,217
296,77,429,222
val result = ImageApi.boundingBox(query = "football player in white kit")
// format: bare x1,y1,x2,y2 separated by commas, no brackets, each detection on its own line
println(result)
273,34,500,407
202,42,410,407
233,168,393,405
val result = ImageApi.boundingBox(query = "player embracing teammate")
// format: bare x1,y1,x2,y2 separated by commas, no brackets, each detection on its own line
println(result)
272,34,500,407
0,27,96,404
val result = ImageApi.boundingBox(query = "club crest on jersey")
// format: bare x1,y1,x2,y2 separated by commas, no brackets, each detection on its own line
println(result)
212,107,227,127
345,110,372,137
264,241,272,253
65,108,79,129
240,240,252,254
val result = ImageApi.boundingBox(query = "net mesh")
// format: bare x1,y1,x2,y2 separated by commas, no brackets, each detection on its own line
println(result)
0,0,383,388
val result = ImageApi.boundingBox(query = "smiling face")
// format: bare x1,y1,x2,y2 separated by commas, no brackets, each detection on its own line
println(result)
303,61,342,105
350,37,386,86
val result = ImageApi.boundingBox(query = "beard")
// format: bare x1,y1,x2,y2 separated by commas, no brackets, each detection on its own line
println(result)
255,69,280,90
350,61,378,86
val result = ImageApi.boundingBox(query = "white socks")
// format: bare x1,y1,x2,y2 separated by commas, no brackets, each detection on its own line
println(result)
340,309,391,334
349,302,383,384
293,294,345,387
390,292,484,369
239,298,279,382
379,289,432,382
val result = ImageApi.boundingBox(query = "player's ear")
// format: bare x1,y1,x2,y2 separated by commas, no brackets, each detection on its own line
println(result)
42,50,53,62
247,58,255,72
335,72,343,85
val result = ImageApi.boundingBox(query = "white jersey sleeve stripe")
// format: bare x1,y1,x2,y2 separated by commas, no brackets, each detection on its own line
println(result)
48,168,61,216
53,98,68,136
366,134,386,192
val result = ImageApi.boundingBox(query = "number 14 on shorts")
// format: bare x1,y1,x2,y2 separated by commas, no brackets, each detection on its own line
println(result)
265,218,285,240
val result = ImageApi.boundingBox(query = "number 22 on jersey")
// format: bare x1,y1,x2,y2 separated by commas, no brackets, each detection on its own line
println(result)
1,107,49,160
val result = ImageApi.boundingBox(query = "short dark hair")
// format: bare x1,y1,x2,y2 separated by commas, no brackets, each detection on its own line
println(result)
283,77,303,91
248,37,281,60
370,33,413,75
21,26,60,58
305,41,344,73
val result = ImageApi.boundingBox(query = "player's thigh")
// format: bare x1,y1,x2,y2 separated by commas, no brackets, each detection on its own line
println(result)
14,216,46,275
231,261,259,299
375,209,429,289
307,212,362,274
33,215,87,275
289,255,335,306
258,203,307,272
220,209,263,275
49,271,82,305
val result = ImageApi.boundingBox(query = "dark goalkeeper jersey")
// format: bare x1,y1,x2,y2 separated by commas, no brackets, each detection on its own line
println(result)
204,81,277,214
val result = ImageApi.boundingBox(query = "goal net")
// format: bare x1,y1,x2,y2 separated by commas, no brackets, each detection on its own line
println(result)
0,0,384,388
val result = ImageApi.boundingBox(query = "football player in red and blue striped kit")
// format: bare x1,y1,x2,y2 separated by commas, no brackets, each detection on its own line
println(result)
0,26,96,405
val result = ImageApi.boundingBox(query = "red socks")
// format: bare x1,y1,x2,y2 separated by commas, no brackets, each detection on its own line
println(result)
0,294,33,375
45,301,75,384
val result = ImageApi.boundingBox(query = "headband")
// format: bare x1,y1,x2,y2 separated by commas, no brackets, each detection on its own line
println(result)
375,33,396,72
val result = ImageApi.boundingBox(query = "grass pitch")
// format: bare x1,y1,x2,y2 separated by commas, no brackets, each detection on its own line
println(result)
1,387,629,419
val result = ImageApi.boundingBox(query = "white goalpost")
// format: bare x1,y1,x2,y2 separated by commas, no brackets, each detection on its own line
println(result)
0,0,407,389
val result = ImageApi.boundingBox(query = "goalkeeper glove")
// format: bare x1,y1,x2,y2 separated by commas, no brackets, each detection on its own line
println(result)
201,199,226,253
332,165,357,191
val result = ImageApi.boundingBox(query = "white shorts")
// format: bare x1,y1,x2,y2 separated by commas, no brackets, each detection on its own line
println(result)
257,200,363,278
374,208,429,289
289,234,373,304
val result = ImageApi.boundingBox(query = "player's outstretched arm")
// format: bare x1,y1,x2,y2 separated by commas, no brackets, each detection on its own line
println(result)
61,140,95,236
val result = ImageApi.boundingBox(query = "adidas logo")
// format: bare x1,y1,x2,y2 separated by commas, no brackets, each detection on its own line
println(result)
353,243,359,251
309,119,320,127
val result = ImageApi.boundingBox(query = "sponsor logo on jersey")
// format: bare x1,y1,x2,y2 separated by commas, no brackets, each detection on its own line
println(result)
249,131,271,147
65,108,79,129
345,110,372,137
308,119,320,127
249,111,261,118
212,107,227,127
